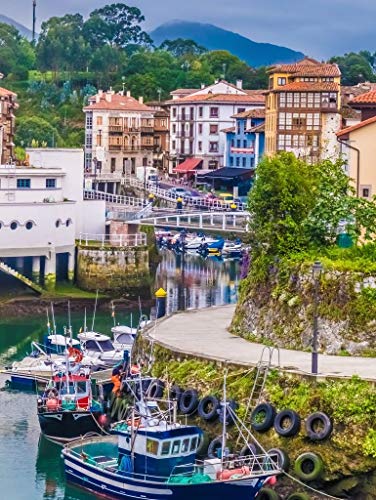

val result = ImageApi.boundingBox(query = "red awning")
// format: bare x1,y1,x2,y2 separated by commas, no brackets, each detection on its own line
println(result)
173,158,202,173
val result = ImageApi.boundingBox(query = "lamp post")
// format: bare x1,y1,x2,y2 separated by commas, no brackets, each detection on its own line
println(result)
311,261,323,374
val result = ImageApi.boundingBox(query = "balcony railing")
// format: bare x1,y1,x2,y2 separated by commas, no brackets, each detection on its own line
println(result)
78,232,147,247
109,125,123,133
140,126,154,133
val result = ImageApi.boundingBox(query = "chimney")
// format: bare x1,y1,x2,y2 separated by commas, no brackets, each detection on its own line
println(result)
236,79,243,89
126,90,131,97
105,91,112,103
201,83,205,89
214,79,219,84
96,89,103,103
138,96,144,104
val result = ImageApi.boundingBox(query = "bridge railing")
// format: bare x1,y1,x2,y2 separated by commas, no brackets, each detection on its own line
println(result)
84,189,147,208
78,232,147,247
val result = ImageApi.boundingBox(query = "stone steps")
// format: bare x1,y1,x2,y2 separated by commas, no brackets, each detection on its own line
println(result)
0,261,44,295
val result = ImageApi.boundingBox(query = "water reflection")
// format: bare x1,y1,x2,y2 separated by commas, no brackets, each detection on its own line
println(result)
155,250,240,313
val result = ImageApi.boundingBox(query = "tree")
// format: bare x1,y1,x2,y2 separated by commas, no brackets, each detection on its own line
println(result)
330,52,376,85
84,3,152,49
36,14,89,72
16,116,62,147
0,23,35,76
160,39,207,58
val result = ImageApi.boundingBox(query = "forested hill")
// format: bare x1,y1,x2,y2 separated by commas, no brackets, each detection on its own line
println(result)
150,20,304,67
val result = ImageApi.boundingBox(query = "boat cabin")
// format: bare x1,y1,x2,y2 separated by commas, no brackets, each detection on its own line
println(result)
47,374,92,410
78,332,115,353
116,424,202,477
43,334,80,355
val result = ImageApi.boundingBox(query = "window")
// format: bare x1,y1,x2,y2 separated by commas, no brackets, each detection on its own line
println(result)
161,441,171,456
85,134,92,148
55,220,61,228
66,219,72,227
10,221,18,230
209,142,218,153
210,124,218,134
198,141,202,151
111,158,116,172
243,140,247,148
46,178,56,189
237,140,241,148
17,179,30,189
86,113,93,129
237,108,246,113
146,439,159,456
210,107,219,118
236,157,240,166
172,140,176,150
230,156,234,166
181,439,190,453
25,221,33,230
190,437,198,452
198,123,203,134
277,77,286,86
96,116,103,126
172,124,176,134
361,186,371,198
199,107,203,117
242,157,247,167
171,440,180,455
172,108,177,118
96,134,102,147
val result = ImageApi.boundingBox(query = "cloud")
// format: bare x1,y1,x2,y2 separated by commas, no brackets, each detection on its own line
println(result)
2,0,376,58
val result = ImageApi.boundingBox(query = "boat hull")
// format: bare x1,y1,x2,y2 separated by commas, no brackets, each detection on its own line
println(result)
38,410,105,443
63,453,266,500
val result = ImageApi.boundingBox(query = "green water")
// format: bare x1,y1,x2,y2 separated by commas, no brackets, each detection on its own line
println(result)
0,250,240,499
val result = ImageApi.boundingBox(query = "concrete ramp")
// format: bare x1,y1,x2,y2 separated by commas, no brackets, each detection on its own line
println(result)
0,261,44,295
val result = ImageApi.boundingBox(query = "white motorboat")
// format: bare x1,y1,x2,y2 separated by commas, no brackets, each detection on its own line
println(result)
78,331,124,368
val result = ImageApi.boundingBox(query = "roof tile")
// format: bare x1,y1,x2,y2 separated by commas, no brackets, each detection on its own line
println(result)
274,81,339,92
336,115,376,137
350,90,376,105
84,92,152,112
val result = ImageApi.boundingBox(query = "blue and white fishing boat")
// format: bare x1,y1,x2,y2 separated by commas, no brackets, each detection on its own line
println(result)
62,378,280,499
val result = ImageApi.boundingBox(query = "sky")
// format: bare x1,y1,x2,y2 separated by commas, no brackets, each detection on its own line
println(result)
2,0,375,58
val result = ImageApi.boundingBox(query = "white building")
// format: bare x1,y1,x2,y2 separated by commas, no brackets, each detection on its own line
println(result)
167,81,265,172
83,89,155,193
0,149,105,290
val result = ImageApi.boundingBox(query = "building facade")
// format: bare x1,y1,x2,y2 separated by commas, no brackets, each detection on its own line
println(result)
265,58,342,163
167,81,265,171
0,149,105,290
224,109,265,169
0,86,17,164
337,116,376,199
83,90,155,192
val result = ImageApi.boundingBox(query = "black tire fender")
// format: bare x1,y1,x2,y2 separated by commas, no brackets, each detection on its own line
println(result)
218,399,238,425
169,385,183,404
179,389,199,414
250,403,276,432
208,436,230,459
287,494,310,500
274,409,301,437
239,442,259,457
263,447,290,472
294,452,324,481
305,412,332,441
257,488,280,500
198,395,220,421
147,379,165,399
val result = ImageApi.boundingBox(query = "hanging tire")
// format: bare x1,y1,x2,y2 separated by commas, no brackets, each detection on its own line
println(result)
263,448,290,472
287,493,310,500
219,399,238,425
274,409,301,437
258,488,280,500
305,412,332,441
196,432,210,458
239,442,259,457
208,436,230,459
198,395,220,421
250,403,276,432
147,379,165,399
294,452,324,481
179,389,199,414
170,385,183,404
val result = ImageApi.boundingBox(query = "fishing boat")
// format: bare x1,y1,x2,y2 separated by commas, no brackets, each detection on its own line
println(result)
37,371,108,443
222,239,243,257
78,331,124,368
62,377,280,499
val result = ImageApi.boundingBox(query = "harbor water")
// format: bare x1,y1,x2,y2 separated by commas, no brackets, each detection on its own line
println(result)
0,250,240,500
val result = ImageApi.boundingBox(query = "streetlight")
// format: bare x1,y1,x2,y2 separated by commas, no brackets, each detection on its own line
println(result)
311,261,323,374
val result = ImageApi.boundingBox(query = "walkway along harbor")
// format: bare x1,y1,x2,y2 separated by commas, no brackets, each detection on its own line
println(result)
144,304,376,381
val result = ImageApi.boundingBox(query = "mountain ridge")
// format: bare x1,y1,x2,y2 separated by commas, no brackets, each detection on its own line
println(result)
150,20,304,67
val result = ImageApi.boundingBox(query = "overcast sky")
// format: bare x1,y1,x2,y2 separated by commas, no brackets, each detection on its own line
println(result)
2,0,375,58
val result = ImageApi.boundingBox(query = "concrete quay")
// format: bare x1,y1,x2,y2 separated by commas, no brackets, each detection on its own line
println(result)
146,305,376,381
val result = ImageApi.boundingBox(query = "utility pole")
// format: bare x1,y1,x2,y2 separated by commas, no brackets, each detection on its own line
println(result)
32,0,37,44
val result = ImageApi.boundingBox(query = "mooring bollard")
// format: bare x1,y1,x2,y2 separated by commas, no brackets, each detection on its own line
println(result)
155,287,167,318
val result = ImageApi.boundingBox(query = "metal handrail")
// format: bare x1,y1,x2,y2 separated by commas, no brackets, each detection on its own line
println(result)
78,232,147,247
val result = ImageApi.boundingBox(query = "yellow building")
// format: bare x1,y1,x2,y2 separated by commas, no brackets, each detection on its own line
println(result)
265,57,342,163
337,116,376,199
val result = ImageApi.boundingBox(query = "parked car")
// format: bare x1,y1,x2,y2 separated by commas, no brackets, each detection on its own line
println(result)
218,193,235,206
167,187,191,198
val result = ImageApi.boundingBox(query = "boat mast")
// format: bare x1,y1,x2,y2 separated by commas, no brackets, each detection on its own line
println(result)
221,368,228,463
111,301,116,327
51,302,57,340
84,308,87,333
46,308,51,335
68,300,72,343
91,290,99,331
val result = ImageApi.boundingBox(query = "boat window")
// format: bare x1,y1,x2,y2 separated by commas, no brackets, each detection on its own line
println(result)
85,340,102,352
58,382,75,395
181,438,190,453
171,440,180,455
161,441,171,456
190,436,198,452
98,340,114,352
146,439,159,455
76,381,87,394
